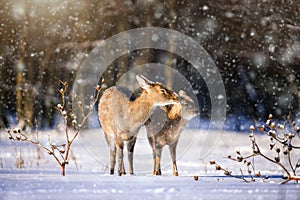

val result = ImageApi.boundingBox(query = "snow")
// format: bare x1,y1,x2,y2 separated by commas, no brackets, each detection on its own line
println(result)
1,172,299,200
1,128,300,199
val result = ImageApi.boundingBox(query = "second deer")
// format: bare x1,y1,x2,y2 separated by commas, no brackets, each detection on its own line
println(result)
145,90,199,176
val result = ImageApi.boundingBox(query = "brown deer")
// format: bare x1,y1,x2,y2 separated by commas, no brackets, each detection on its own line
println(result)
145,90,199,176
98,75,179,176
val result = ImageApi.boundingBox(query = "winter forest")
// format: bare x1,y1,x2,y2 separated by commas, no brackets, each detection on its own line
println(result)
1,0,299,130
1,0,300,199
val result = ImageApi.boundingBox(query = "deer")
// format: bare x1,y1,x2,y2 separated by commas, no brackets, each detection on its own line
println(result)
98,75,179,176
145,90,199,176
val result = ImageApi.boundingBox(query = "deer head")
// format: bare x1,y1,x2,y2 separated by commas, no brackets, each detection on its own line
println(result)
136,75,178,106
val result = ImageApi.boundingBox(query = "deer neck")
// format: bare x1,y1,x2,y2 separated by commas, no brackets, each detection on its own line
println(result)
128,93,154,128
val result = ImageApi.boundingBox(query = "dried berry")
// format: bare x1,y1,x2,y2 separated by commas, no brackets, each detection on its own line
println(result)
255,171,261,177
267,130,276,137
13,128,19,134
277,124,284,130
62,110,67,117
260,125,266,131
51,143,56,148
71,113,77,119
270,143,274,150
194,176,199,181
224,170,231,176
268,114,273,119
72,120,77,126
237,156,243,162
283,145,288,155
270,122,275,129
57,104,63,110
16,135,21,140
215,165,221,170
282,174,288,179
288,133,295,139
253,148,259,154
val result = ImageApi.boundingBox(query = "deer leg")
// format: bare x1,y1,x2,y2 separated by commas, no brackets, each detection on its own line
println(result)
109,144,116,175
116,142,124,176
152,149,157,175
127,137,137,175
169,142,178,176
121,160,126,175
154,149,162,175
148,136,158,175
158,160,162,175
104,132,116,175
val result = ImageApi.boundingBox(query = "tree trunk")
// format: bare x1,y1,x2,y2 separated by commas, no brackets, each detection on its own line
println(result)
164,0,175,88
15,2,34,129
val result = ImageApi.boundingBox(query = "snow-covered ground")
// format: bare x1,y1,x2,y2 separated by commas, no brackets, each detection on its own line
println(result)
1,172,300,200
1,128,300,199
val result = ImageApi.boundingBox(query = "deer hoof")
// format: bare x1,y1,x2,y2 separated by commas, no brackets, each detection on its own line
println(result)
174,172,179,176
110,169,114,175
153,170,161,175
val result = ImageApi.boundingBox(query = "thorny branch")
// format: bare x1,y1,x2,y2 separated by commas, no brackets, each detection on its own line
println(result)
1,79,104,176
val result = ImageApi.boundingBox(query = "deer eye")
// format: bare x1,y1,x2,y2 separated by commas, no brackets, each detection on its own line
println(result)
160,89,167,94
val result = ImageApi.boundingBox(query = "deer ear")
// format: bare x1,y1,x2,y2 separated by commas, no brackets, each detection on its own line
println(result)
179,90,187,97
179,90,193,102
136,75,153,91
